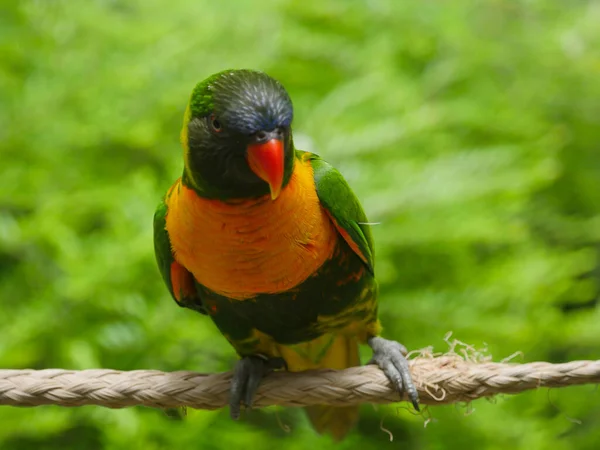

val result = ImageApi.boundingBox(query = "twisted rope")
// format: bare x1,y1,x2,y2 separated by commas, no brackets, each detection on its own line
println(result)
1,356,598,409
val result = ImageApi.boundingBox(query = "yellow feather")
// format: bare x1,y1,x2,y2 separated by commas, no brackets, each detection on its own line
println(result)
277,334,361,440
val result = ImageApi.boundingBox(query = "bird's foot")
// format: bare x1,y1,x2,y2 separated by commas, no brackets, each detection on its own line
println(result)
229,355,286,419
367,336,420,411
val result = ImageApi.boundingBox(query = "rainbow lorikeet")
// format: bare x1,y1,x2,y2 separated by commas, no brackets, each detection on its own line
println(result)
154,69,418,439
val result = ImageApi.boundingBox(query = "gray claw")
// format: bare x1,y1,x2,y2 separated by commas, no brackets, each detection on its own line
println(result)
368,336,420,411
229,355,286,419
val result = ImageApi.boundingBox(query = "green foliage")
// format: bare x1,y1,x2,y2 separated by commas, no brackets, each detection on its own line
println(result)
1,0,599,448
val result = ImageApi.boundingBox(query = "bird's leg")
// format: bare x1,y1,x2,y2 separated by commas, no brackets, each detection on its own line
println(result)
229,355,286,419
367,336,420,411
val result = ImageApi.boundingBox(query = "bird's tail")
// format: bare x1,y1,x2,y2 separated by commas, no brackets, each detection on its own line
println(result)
277,334,360,440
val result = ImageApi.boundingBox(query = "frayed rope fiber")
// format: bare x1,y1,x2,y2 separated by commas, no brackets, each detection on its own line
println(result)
1,355,599,409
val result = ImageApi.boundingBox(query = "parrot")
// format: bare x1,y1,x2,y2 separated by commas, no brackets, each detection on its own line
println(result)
153,69,419,439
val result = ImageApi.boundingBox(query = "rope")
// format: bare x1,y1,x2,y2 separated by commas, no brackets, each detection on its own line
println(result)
1,356,598,409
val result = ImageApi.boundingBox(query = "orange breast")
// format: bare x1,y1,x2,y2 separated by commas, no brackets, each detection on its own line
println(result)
165,160,338,300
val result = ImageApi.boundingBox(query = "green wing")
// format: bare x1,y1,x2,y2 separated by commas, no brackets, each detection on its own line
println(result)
153,200,207,315
301,151,375,275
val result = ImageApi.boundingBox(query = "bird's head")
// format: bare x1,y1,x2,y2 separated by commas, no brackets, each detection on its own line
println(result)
181,69,294,200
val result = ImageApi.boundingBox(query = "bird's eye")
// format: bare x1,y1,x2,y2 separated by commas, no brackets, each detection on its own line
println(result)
209,115,222,133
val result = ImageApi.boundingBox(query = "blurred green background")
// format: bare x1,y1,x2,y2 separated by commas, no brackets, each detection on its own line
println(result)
1,0,599,448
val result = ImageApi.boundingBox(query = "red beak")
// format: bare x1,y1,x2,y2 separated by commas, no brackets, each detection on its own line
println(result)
247,139,284,200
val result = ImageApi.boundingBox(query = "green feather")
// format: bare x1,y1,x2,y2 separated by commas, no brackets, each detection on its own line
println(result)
188,71,223,118
153,198,207,314
301,151,375,275
153,200,175,297
188,68,284,119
